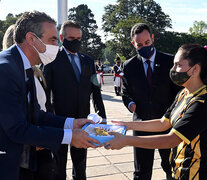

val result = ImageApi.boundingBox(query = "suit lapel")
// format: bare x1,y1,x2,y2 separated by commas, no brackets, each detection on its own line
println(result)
11,45,26,82
151,51,161,86
78,53,86,84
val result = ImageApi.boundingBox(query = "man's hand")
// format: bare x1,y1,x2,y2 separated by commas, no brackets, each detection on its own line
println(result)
73,118,94,129
71,129,99,149
130,103,136,112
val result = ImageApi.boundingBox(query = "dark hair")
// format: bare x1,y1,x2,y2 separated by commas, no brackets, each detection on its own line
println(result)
14,11,56,43
116,57,120,61
60,21,81,37
179,44,207,84
130,23,151,39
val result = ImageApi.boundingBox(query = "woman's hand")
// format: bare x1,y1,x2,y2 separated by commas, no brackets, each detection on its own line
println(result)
101,132,128,150
111,120,132,131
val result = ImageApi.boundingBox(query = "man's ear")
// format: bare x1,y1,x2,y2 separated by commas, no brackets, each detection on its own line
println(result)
59,34,64,42
151,33,154,43
25,32,35,46
131,41,136,48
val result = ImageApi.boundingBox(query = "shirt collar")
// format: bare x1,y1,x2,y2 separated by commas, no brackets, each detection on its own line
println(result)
16,44,31,70
141,48,156,63
63,47,78,57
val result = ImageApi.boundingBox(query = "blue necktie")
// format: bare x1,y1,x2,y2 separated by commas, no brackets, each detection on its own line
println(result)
69,54,81,82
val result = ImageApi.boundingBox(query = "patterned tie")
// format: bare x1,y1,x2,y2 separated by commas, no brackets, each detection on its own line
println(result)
69,54,81,83
146,60,152,87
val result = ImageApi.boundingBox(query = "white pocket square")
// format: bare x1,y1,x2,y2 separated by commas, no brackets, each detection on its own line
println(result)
0,151,6,154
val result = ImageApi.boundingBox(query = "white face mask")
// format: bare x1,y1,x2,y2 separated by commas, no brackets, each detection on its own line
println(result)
33,33,59,65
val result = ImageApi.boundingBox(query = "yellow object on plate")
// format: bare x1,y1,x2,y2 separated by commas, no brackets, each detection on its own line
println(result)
94,127,109,136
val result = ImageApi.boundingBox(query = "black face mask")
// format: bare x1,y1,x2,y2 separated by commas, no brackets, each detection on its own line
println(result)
169,67,193,86
138,44,155,59
63,39,81,53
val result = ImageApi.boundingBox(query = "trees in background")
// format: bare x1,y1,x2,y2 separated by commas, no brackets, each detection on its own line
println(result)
0,13,21,50
102,0,172,59
102,0,207,58
68,4,105,59
0,2,207,59
189,21,207,35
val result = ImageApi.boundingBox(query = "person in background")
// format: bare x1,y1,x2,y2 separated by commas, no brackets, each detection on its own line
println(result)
113,57,123,96
2,20,57,180
0,11,98,180
104,44,207,180
95,58,104,87
44,20,107,180
2,24,15,50
121,23,179,180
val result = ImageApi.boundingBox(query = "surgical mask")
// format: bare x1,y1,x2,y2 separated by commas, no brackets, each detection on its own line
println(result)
138,45,155,59
63,39,81,53
169,67,193,86
33,34,59,65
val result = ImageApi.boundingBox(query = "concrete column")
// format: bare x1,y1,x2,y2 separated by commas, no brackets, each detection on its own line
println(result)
57,0,68,26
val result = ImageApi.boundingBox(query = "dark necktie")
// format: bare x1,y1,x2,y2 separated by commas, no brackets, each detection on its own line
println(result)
69,54,81,82
20,68,35,170
146,60,152,87
26,68,35,124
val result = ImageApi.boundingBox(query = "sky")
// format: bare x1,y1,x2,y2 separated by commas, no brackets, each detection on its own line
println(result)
0,0,207,34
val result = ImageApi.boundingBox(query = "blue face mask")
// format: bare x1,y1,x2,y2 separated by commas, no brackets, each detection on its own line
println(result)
138,45,155,59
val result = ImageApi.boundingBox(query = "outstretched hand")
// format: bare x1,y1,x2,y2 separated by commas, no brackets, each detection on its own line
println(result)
101,132,128,150
111,120,131,131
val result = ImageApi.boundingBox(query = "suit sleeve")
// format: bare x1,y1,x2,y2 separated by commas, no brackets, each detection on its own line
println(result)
43,63,54,113
91,61,107,119
121,63,134,112
0,65,64,152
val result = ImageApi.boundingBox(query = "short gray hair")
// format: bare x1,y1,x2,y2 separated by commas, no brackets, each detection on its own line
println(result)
14,11,56,43
60,20,81,37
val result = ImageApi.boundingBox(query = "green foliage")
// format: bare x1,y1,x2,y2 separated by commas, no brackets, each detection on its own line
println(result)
155,31,207,54
102,0,172,58
68,4,105,59
103,60,110,65
0,13,22,50
114,55,126,64
102,0,172,34
189,21,207,35
103,42,116,65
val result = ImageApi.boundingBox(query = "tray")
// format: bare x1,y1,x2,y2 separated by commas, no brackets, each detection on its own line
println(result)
82,123,126,146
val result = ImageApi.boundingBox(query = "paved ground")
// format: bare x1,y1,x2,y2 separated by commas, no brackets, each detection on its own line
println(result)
66,75,167,180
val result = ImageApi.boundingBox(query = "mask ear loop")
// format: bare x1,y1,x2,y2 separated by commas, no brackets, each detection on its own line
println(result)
32,33,46,47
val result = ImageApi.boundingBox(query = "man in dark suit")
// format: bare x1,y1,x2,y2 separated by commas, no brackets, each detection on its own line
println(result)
44,21,106,180
0,11,98,180
122,23,178,180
